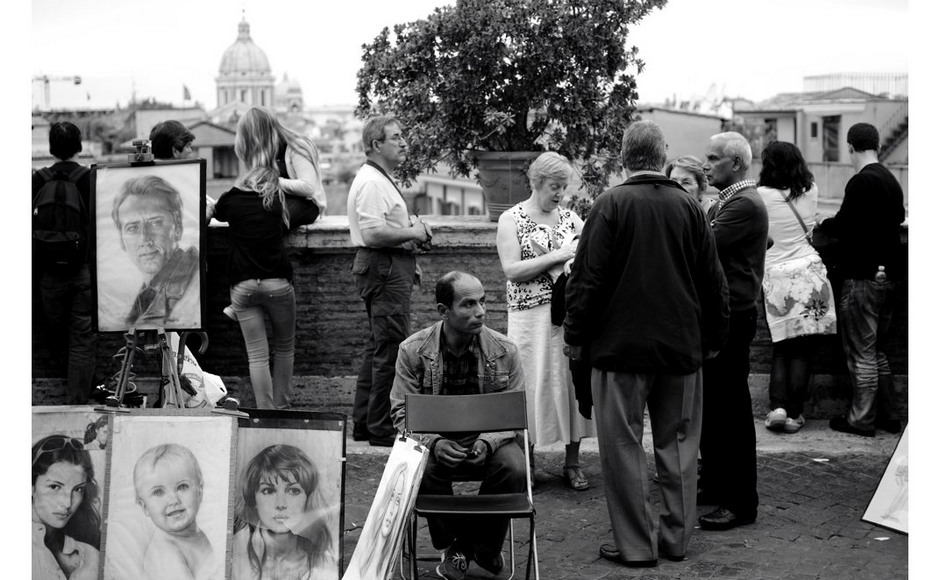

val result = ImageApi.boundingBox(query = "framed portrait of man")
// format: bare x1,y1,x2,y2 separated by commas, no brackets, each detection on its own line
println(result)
234,409,347,580
101,410,236,580
92,159,206,332
31,407,112,580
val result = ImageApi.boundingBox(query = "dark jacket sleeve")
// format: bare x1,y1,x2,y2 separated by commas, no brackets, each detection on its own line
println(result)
696,217,730,352
711,194,760,252
564,193,614,347
819,173,863,239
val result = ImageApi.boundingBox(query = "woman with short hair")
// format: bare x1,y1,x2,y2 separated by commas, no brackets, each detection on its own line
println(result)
664,155,715,214
496,151,596,491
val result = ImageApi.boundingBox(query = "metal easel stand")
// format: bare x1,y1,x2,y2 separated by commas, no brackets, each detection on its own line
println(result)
96,327,242,416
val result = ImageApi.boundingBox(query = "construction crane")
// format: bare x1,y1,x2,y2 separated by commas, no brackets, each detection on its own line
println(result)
33,74,82,109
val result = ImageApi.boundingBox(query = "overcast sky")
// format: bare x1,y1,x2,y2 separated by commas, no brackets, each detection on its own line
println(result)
31,0,909,110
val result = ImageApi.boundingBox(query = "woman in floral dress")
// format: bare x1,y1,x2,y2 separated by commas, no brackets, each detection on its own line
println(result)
496,152,595,490
757,142,837,433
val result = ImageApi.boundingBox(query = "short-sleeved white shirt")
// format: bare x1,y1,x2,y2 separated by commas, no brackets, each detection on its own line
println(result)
347,163,411,247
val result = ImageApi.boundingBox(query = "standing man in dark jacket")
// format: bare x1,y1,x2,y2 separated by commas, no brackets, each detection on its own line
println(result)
821,122,905,436
32,121,97,404
565,120,729,566
697,131,769,531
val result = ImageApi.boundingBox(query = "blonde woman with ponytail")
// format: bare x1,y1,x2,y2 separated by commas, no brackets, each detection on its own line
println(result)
211,107,299,408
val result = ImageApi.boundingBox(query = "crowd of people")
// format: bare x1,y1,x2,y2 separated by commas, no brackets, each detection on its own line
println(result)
33,111,905,577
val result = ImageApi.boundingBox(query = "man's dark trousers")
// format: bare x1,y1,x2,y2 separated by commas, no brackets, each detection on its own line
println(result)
352,248,415,439
699,307,759,519
38,264,96,404
419,442,526,559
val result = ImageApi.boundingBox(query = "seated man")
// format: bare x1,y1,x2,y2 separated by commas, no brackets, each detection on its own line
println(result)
389,271,527,580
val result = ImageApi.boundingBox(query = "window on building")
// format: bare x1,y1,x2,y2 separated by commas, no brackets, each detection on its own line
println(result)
240,89,247,103
213,146,239,178
764,119,778,143
261,91,266,106
811,122,818,138
822,116,841,162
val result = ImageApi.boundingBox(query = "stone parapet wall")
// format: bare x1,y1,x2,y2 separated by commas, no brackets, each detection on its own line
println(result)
33,216,908,415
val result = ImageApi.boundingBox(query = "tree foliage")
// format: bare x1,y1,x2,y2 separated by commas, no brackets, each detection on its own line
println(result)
356,0,667,200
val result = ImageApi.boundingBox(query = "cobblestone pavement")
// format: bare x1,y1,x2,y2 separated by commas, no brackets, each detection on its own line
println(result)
341,420,908,580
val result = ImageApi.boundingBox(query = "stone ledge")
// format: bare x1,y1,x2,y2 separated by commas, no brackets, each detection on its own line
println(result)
282,215,499,252
32,373,908,420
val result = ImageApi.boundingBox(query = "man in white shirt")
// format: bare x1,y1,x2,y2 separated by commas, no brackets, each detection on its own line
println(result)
348,114,431,446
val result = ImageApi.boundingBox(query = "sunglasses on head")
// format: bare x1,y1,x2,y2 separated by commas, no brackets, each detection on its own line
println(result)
33,436,84,465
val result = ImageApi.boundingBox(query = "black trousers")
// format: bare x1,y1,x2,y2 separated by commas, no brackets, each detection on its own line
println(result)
352,248,415,438
420,442,527,557
699,307,759,518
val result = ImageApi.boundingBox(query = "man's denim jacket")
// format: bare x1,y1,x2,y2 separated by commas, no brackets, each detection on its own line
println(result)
389,321,526,453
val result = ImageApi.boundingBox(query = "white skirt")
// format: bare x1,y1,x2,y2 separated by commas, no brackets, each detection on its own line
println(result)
507,303,596,446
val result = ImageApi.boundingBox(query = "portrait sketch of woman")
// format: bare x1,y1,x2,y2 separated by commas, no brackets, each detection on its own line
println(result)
233,416,345,580
343,437,427,580
32,407,111,580
32,434,103,580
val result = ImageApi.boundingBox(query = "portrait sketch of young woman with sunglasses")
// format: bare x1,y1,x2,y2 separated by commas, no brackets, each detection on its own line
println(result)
32,434,102,580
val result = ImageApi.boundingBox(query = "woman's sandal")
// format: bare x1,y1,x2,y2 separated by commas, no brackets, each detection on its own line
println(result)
563,465,590,491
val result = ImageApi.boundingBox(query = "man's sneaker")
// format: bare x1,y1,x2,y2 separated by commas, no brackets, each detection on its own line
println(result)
783,415,806,434
764,408,787,432
436,545,468,580
475,549,505,575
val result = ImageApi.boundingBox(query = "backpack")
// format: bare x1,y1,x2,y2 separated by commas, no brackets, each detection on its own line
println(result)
32,165,91,271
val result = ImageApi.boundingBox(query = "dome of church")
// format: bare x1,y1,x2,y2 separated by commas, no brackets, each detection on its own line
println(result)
276,74,303,98
218,19,271,76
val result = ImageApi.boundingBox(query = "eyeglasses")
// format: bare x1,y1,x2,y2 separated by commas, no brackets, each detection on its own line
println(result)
378,135,405,144
33,436,84,465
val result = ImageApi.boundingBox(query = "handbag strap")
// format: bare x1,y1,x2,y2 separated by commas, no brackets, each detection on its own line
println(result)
777,189,811,239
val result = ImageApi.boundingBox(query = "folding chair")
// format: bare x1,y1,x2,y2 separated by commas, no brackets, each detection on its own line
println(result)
401,390,539,580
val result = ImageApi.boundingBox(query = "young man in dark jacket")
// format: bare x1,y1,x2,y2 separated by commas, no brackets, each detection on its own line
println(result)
820,122,906,437
32,122,96,403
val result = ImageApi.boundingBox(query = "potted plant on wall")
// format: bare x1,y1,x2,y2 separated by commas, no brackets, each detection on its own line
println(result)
355,0,667,220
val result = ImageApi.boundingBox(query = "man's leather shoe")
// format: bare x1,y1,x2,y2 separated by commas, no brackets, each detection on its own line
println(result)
369,433,397,447
875,418,903,434
598,544,657,567
352,423,370,442
829,415,875,437
698,507,756,531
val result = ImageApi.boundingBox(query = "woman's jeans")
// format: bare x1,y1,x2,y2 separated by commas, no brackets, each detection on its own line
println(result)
230,278,296,409
839,278,899,429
